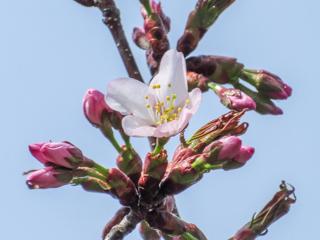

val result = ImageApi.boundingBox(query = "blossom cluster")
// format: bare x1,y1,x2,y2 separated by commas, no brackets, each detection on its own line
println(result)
25,1,295,240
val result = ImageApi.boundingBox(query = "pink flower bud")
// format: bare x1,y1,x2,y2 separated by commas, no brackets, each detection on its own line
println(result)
150,0,171,32
107,168,138,206
216,136,242,160
29,141,83,169
241,69,292,100
83,89,112,126
26,167,72,189
212,84,256,111
141,0,171,32
233,146,255,164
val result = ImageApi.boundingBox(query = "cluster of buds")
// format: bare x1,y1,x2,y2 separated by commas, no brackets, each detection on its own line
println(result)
133,0,170,73
26,141,87,189
159,111,254,196
186,55,292,114
26,141,138,206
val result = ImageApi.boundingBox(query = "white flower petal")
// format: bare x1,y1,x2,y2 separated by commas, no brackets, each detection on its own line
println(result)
150,49,188,106
106,78,153,123
187,88,202,114
122,115,157,137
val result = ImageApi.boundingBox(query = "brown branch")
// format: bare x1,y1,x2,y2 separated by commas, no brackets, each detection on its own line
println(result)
104,209,143,240
75,0,144,82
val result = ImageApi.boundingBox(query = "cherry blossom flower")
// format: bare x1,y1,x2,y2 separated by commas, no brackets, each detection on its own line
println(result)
105,49,202,138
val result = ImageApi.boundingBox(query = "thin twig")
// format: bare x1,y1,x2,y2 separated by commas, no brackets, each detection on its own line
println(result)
104,209,142,240
97,0,144,82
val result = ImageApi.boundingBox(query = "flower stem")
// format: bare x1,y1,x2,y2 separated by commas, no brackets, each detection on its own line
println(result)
152,138,168,155
92,162,110,176
207,82,221,95
103,130,123,153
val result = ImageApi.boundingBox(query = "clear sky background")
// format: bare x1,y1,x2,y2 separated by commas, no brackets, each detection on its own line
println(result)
1,0,319,239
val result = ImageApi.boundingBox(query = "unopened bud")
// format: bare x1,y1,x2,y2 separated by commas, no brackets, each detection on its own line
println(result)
146,211,206,239
26,167,73,189
209,83,256,111
116,146,142,184
188,110,248,151
74,0,95,7
229,182,296,240
241,69,292,100
107,168,138,206
187,72,209,92
187,55,244,84
29,141,83,169
139,0,170,72
143,0,171,32
83,89,114,127
222,145,255,171
132,27,150,50
159,154,203,196
234,83,283,115
138,150,168,203
177,1,235,55
205,136,242,162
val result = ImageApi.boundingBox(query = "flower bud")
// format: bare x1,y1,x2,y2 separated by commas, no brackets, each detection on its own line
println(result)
209,83,256,111
187,55,244,84
222,145,254,171
241,69,292,100
29,141,83,169
234,146,255,164
139,0,170,73
229,182,296,240
187,72,209,92
74,0,95,7
177,1,235,56
234,83,283,115
159,154,203,196
205,136,242,162
26,167,73,189
146,211,206,239
116,145,142,184
145,0,171,32
83,89,113,127
138,150,168,203
107,168,138,206
132,27,150,50
188,110,248,151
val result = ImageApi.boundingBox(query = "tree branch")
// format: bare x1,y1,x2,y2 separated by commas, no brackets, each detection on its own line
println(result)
75,0,144,82
104,209,142,240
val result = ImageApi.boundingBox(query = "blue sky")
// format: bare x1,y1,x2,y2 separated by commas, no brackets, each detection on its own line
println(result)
1,0,319,239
